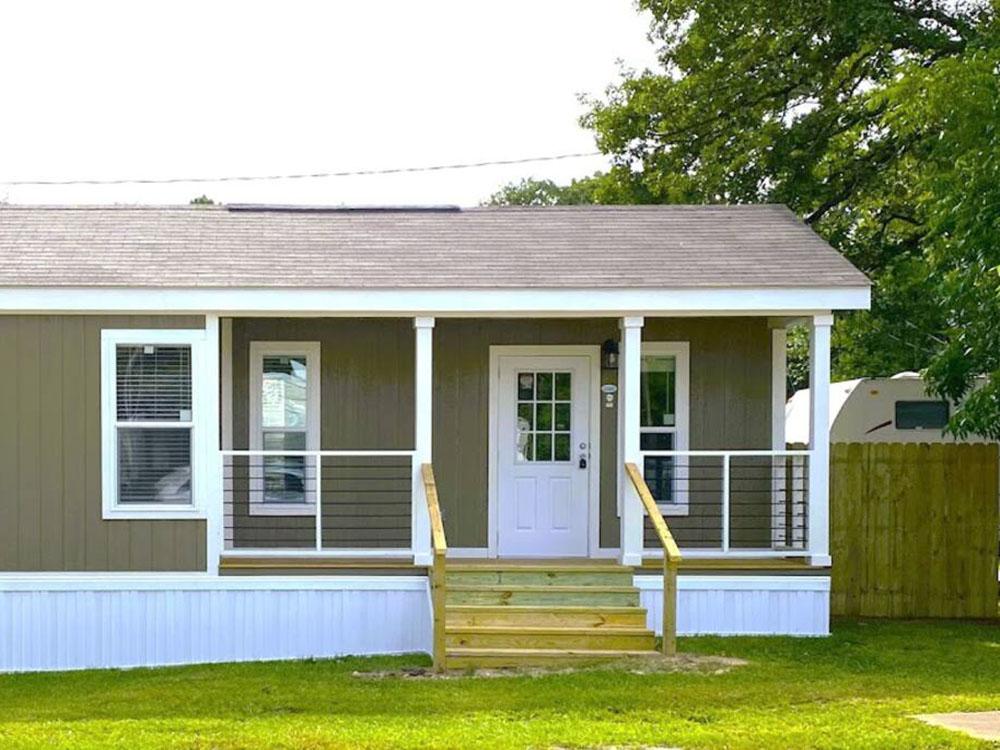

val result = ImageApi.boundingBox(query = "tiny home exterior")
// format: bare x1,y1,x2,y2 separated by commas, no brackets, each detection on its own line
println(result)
0,204,870,671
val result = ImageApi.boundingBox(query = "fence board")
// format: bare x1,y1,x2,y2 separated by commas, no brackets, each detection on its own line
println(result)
830,442,998,619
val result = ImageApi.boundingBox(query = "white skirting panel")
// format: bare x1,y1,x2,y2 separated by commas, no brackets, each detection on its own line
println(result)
0,575,431,673
636,575,830,636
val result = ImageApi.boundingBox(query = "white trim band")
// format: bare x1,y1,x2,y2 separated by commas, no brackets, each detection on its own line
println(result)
0,286,871,314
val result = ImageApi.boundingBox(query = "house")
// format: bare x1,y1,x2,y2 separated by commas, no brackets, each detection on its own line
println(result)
0,203,870,672
786,372,992,444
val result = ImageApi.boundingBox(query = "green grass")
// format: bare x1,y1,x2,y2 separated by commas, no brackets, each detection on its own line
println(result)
0,619,998,749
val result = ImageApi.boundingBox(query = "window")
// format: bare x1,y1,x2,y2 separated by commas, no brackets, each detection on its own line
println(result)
895,400,950,430
101,329,207,519
249,342,320,515
515,370,573,462
639,342,690,515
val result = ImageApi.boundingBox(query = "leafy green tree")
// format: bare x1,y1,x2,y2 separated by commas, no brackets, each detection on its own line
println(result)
190,195,215,205
491,0,999,429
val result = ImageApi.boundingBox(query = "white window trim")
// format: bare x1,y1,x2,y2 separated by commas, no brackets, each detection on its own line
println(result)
640,341,691,516
101,328,209,520
248,341,321,516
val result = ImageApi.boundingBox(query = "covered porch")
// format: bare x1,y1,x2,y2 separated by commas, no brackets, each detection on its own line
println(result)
213,312,833,571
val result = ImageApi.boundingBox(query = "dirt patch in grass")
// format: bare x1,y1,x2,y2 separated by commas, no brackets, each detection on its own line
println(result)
352,652,747,680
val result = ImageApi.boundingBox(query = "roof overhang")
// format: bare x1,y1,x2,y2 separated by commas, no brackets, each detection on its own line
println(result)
0,285,871,316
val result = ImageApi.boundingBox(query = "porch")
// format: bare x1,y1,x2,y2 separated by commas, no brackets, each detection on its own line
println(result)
213,314,831,569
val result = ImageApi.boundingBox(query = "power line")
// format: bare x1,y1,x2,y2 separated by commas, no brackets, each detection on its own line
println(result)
1,151,603,187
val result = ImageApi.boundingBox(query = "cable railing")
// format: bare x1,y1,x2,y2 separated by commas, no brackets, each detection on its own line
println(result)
637,449,811,555
221,449,416,553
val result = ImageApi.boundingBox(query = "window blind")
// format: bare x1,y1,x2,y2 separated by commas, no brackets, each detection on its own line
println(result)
116,344,193,505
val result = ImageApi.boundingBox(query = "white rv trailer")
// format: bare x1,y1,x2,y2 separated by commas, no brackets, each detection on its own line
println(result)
786,371,991,444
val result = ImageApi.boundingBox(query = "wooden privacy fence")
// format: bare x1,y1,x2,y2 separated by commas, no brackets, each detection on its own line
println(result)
830,442,999,619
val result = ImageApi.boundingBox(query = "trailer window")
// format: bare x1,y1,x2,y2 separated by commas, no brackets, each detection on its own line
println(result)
894,400,949,430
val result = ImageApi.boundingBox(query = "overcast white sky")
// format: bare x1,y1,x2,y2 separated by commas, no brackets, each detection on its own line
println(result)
0,1,658,207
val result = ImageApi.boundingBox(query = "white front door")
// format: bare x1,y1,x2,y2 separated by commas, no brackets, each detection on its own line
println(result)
496,355,592,557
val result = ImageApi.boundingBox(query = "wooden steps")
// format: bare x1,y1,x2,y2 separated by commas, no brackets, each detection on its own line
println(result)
443,562,657,668
447,605,648,629
446,647,658,669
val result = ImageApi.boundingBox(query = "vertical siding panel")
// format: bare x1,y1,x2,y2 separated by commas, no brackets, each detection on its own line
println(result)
150,522,178,570
127,521,154,570
38,316,65,569
83,317,109,569
0,317,20,569
61,316,87,570
17,316,42,571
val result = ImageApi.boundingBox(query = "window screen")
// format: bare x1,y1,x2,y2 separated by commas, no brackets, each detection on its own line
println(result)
116,344,193,505
895,400,950,430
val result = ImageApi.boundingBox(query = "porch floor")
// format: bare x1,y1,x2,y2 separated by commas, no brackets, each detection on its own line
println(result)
218,555,826,575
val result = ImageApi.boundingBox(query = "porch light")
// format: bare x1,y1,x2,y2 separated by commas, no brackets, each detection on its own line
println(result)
601,339,619,370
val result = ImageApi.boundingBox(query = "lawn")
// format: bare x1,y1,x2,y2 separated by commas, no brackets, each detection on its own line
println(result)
0,619,997,749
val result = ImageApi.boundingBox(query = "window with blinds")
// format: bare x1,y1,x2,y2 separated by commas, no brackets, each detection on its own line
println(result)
115,344,193,505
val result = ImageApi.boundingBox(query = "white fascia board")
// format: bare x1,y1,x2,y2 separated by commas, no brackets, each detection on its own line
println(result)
0,286,871,315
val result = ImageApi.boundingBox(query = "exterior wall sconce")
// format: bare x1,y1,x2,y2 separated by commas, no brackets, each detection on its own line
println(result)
601,339,619,370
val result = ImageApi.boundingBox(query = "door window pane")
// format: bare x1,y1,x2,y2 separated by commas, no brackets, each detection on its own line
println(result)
554,403,571,431
515,370,573,463
535,433,552,461
554,372,571,400
554,433,571,461
536,402,552,431
517,372,534,400
517,403,533,429
536,372,553,400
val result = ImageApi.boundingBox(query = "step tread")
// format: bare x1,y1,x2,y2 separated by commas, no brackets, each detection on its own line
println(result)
448,564,631,573
448,584,637,593
447,604,645,614
446,626,652,635
447,647,657,657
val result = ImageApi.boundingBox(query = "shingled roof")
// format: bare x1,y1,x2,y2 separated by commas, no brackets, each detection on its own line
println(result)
0,204,868,289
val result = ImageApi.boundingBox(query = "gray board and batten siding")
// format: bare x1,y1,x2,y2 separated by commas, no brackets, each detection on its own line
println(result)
0,315,207,572
229,317,774,552
0,314,774,570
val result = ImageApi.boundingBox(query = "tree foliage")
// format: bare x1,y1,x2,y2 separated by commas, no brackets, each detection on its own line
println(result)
491,0,1000,431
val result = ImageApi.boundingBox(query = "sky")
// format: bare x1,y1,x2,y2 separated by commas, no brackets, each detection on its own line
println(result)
0,1,658,207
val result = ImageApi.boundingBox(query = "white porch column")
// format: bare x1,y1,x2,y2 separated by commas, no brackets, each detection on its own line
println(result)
808,313,833,566
412,316,435,566
618,316,644,566
203,314,223,575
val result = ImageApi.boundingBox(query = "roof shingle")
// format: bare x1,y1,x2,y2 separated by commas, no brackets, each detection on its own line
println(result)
0,204,869,289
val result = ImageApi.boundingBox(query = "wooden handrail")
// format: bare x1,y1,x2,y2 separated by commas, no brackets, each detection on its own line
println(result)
624,462,681,656
421,463,447,671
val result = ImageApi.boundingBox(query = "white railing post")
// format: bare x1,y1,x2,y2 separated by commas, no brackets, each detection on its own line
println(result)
618,316,644,566
315,453,323,551
721,453,731,552
808,313,833,566
412,317,435,566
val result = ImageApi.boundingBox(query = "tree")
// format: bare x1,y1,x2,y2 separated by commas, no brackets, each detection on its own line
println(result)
491,1,1000,425
190,195,215,205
